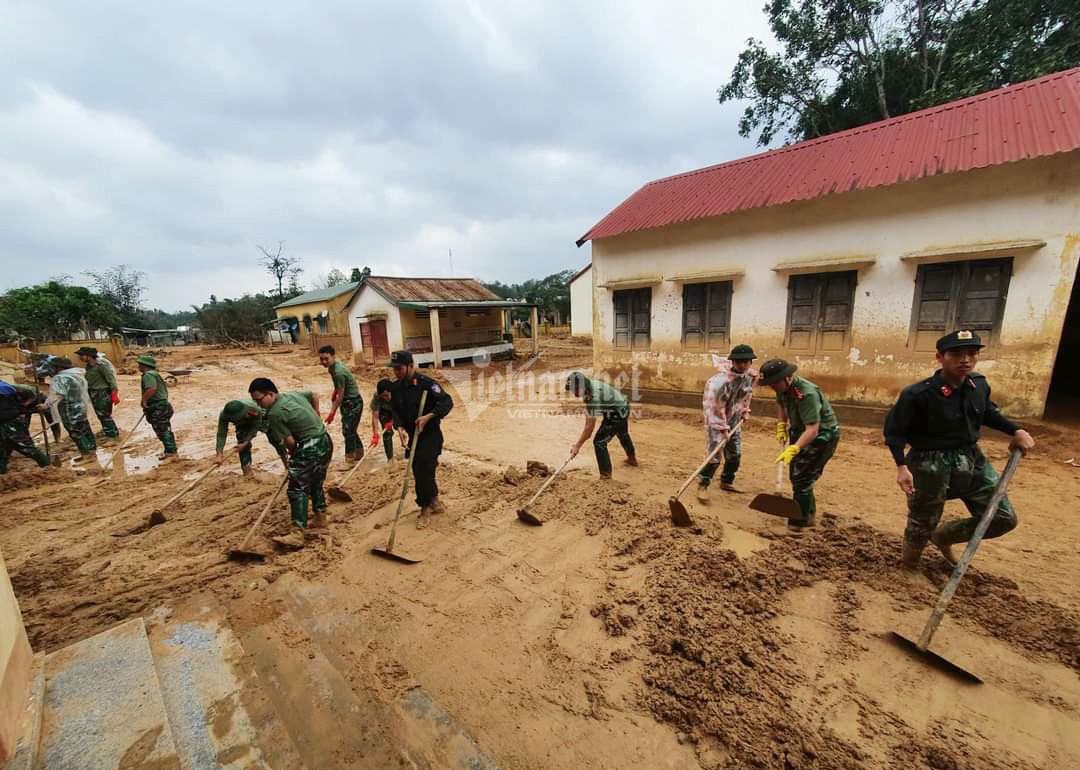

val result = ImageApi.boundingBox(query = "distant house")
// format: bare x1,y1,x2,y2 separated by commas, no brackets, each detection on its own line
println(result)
576,68,1080,418
340,275,539,367
274,282,359,345
567,264,592,338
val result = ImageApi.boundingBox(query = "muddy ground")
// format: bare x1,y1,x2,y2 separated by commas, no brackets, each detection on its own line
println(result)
3,337,1079,769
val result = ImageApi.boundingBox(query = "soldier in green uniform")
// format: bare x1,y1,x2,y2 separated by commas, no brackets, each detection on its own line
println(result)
0,381,51,474
566,371,638,479
76,346,120,441
248,377,332,546
318,345,365,461
47,357,98,463
759,359,840,532
214,399,268,477
137,355,178,460
884,330,1034,567
371,378,397,462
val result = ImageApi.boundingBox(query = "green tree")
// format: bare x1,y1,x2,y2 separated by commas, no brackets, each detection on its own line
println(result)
192,293,279,342
720,0,1079,146
483,270,575,322
0,281,120,342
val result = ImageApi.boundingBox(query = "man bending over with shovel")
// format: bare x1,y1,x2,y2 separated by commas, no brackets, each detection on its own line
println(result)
759,359,840,533
698,344,757,501
248,378,333,547
387,351,453,527
372,378,398,463
884,330,1034,568
214,399,273,477
566,371,637,480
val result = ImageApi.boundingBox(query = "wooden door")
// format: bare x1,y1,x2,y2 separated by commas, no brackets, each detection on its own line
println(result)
369,320,390,361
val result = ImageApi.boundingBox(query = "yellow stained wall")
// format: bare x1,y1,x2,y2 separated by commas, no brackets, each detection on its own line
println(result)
275,298,351,340
400,308,502,351
590,153,1080,417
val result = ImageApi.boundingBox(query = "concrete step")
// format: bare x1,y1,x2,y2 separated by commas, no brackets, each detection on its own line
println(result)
1,652,44,770
145,597,307,770
236,607,409,770
38,617,181,770
273,575,503,770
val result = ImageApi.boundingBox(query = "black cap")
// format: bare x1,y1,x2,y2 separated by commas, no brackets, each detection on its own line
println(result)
936,329,984,353
75,346,98,358
758,359,797,386
728,344,756,361
388,350,414,367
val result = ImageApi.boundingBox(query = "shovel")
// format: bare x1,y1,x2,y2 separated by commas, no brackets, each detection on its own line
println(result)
39,414,61,468
887,448,1021,684
146,446,242,527
227,475,289,562
748,435,802,518
371,391,427,565
669,419,742,527
98,414,146,476
326,448,377,503
517,455,574,526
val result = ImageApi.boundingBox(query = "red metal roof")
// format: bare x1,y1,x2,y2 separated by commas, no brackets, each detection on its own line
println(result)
578,67,1080,245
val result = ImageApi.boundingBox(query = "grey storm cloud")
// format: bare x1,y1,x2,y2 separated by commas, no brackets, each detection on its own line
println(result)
0,0,768,309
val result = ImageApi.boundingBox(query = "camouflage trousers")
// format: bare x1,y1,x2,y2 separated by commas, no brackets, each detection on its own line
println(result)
699,429,742,486
0,419,50,473
59,402,97,454
905,446,1016,550
143,401,177,455
287,432,333,527
788,427,840,523
340,396,364,457
88,389,120,438
235,425,260,470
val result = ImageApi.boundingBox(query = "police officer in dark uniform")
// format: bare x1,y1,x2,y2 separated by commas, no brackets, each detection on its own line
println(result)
388,351,454,527
884,329,1035,568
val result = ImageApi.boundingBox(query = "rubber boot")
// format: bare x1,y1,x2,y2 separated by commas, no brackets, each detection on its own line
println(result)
930,529,959,566
429,496,446,514
310,510,329,529
242,465,255,478
273,524,306,549
901,541,923,569
696,482,709,503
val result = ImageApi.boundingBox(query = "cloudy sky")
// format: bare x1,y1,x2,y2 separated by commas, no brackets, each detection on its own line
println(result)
1,1,771,311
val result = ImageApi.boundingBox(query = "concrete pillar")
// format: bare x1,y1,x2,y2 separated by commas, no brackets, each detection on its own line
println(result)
429,308,442,369
0,547,32,761
530,306,539,357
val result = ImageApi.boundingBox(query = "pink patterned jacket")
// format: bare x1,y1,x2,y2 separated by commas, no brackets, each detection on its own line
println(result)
702,358,757,440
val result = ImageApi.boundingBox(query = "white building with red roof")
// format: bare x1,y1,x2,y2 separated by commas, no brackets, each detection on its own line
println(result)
577,68,1080,418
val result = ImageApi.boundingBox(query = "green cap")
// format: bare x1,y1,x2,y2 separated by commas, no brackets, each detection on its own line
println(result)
136,354,157,368
728,344,756,361
758,359,797,386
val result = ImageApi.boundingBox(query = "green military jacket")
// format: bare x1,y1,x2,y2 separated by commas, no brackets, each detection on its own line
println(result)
329,360,360,400
583,379,630,419
264,391,326,444
216,399,265,453
141,370,169,404
777,375,838,436
84,361,118,392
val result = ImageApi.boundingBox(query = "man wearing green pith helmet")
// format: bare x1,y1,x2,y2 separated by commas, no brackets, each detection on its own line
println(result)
137,354,179,460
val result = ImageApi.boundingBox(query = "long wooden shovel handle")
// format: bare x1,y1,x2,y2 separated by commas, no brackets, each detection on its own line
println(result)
101,413,147,472
522,455,575,509
155,446,241,513
673,418,743,500
917,448,1022,650
774,434,787,492
235,476,289,552
334,447,375,487
385,391,428,554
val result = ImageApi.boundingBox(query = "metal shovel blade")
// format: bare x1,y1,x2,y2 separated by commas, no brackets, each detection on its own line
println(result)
147,510,167,528
227,548,267,562
886,631,983,684
668,498,693,527
748,493,803,518
370,546,422,564
326,486,353,503
517,508,543,526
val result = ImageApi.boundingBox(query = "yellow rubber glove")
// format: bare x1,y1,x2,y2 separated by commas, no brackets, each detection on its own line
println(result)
774,444,801,466
775,421,788,443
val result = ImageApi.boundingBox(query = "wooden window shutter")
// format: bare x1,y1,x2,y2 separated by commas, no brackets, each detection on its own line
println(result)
613,290,630,349
786,275,819,352
682,283,705,349
957,259,1012,343
818,272,855,352
706,282,732,349
911,263,959,351
631,288,651,349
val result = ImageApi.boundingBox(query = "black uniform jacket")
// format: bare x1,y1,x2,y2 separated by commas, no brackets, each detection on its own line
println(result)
390,373,453,439
883,370,1018,465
